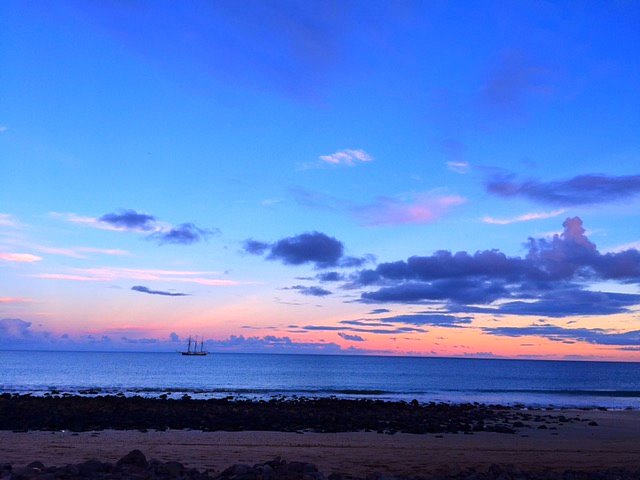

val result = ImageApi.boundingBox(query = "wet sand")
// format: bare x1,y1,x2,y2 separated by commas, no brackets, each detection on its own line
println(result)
2,410,639,476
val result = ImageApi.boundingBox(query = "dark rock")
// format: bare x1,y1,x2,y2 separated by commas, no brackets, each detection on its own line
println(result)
222,463,253,477
77,459,106,475
117,449,148,468
261,463,276,480
588,421,599,426
156,460,185,476
27,462,45,471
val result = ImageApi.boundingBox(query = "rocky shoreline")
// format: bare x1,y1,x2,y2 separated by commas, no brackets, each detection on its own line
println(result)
0,394,595,434
3,449,640,480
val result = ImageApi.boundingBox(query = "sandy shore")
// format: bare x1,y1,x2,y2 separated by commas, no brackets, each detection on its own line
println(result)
2,410,639,476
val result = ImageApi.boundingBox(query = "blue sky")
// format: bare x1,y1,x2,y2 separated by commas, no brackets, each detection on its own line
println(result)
1,1,639,359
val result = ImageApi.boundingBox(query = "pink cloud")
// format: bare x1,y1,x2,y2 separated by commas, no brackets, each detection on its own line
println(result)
0,213,18,228
482,209,566,225
80,247,130,256
34,267,239,286
34,245,131,259
0,252,42,263
0,297,33,304
354,194,466,226
34,273,100,281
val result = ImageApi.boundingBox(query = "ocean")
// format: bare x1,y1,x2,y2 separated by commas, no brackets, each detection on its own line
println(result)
1,351,639,409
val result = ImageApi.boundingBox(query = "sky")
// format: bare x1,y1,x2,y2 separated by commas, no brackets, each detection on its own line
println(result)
1,1,639,360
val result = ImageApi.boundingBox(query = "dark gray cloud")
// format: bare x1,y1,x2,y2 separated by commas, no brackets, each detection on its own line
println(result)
339,254,375,268
270,232,343,267
353,217,640,316
335,314,471,332
287,285,332,297
452,289,640,317
293,323,426,335
151,223,215,245
368,308,390,315
131,285,190,297
486,173,640,206
244,231,355,269
483,324,640,346
338,332,365,342
243,239,270,255
316,271,344,282
99,209,157,231
361,279,508,305
98,209,214,245
210,335,364,354
375,314,473,328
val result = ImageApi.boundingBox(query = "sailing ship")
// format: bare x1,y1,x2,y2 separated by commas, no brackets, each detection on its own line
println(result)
181,335,208,356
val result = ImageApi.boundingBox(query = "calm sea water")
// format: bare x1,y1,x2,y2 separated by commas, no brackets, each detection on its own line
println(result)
1,351,639,409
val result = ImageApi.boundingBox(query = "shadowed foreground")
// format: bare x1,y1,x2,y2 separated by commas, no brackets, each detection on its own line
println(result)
2,396,639,477
3,447,640,480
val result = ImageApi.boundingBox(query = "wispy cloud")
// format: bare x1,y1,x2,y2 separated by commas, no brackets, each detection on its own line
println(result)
34,267,239,286
292,323,426,335
81,247,130,256
486,173,640,206
261,198,283,207
483,324,640,347
319,148,373,166
0,126,7,133
51,212,135,232
0,297,33,304
131,285,190,297
34,245,130,259
354,193,466,226
446,161,470,174
0,213,18,228
480,49,552,117
291,188,466,227
482,209,566,225
0,252,42,263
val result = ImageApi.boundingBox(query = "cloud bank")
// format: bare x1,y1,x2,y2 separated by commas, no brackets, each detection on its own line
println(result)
352,217,640,317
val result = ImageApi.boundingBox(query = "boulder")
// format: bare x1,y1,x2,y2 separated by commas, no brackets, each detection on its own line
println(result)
116,449,148,469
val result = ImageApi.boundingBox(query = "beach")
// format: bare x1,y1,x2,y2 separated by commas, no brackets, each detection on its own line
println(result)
1,397,639,478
